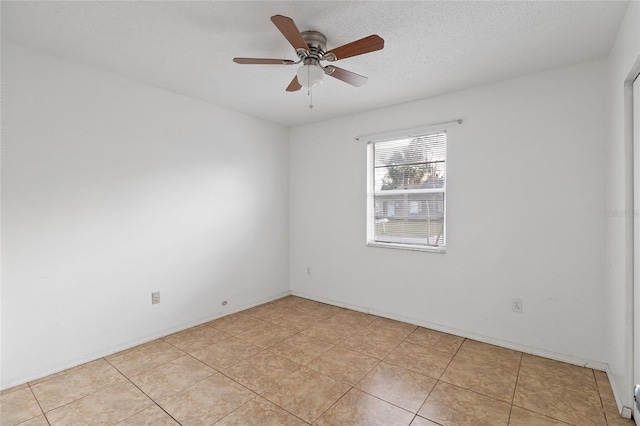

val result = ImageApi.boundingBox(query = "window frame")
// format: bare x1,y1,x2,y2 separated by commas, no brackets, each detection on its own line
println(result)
366,129,447,253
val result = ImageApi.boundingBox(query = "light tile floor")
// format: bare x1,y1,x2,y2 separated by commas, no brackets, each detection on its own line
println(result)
1,296,635,426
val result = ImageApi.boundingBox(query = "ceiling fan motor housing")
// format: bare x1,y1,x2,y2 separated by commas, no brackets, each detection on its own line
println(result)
299,31,327,60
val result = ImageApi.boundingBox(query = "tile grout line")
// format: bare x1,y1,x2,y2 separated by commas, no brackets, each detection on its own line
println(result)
435,337,465,381
309,381,353,424
26,358,97,389
233,392,312,425
377,323,437,417
429,380,514,409
144,350,302,425
506,352,524,425
195,323,332,423
592,368,609,422
28,358,135,419
412,337,467,424
285,312,374,423
114,341,189,378
187,329,316,424
354,385,427,417
201,394,260,426
123,340,276,421
161,349,297,424
26,382,51,426
354,324,447,423
509,357,595,426
337,321,417,363
103,356,185,426
258,306,376,424
257,361,340,422
255,378,314,425
594,369,613,426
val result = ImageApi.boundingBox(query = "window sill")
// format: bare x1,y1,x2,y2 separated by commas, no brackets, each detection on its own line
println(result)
366,241,446,253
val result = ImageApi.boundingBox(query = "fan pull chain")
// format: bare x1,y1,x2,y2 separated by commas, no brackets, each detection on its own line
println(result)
307,65,314,109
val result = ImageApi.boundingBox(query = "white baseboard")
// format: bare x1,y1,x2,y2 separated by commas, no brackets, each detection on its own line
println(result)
7,287,619,407
1,290,291,391
290,290,609,372
605,365,634,419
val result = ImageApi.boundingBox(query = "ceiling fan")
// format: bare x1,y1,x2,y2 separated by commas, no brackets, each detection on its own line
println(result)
233,15,384,92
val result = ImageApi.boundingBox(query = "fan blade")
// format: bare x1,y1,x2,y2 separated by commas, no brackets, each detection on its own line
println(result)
324,35,384,61
325,66,368,87
286,76,302,92
271,15,309,52
233,58,295,65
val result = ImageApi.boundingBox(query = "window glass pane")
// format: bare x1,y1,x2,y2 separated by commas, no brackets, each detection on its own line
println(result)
374,133,446,191
373,193,445,247
374,162,445,191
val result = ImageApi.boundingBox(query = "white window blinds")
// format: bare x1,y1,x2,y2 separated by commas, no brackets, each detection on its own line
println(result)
367,131,446,251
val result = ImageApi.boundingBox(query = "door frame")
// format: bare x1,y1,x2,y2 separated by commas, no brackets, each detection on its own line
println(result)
628,55,640,424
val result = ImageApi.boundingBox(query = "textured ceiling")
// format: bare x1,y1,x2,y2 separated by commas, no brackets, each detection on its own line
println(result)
1,1,629,128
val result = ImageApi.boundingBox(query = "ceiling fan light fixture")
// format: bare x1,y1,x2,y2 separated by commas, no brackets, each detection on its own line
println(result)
297,64,325,88
233,15,384,94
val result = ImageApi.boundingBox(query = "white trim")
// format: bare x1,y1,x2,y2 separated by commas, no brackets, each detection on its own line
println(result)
0,290,291,390
625,54,640,423
630,58,640,424
605,365,634,418
366,241,446,253
624,75,635,420
289,290,609,371
355,119,462,144
366,146,375,243
374,188,445,196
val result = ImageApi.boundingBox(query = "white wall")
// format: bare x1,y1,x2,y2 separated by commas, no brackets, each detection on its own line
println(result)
290,59,609,366
0,41,290,388
605,0,640,413
3,8,635,396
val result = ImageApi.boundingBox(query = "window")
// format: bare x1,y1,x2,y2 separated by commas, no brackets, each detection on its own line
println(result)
367,131,446,252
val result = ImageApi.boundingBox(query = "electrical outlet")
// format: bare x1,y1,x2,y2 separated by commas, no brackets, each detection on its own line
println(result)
512,298,522,313
152,291,160,305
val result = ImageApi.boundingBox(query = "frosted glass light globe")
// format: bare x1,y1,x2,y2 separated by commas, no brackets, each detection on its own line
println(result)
297,64,325,88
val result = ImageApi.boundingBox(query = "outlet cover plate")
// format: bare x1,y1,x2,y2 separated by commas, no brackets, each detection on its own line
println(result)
512,298,522,313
